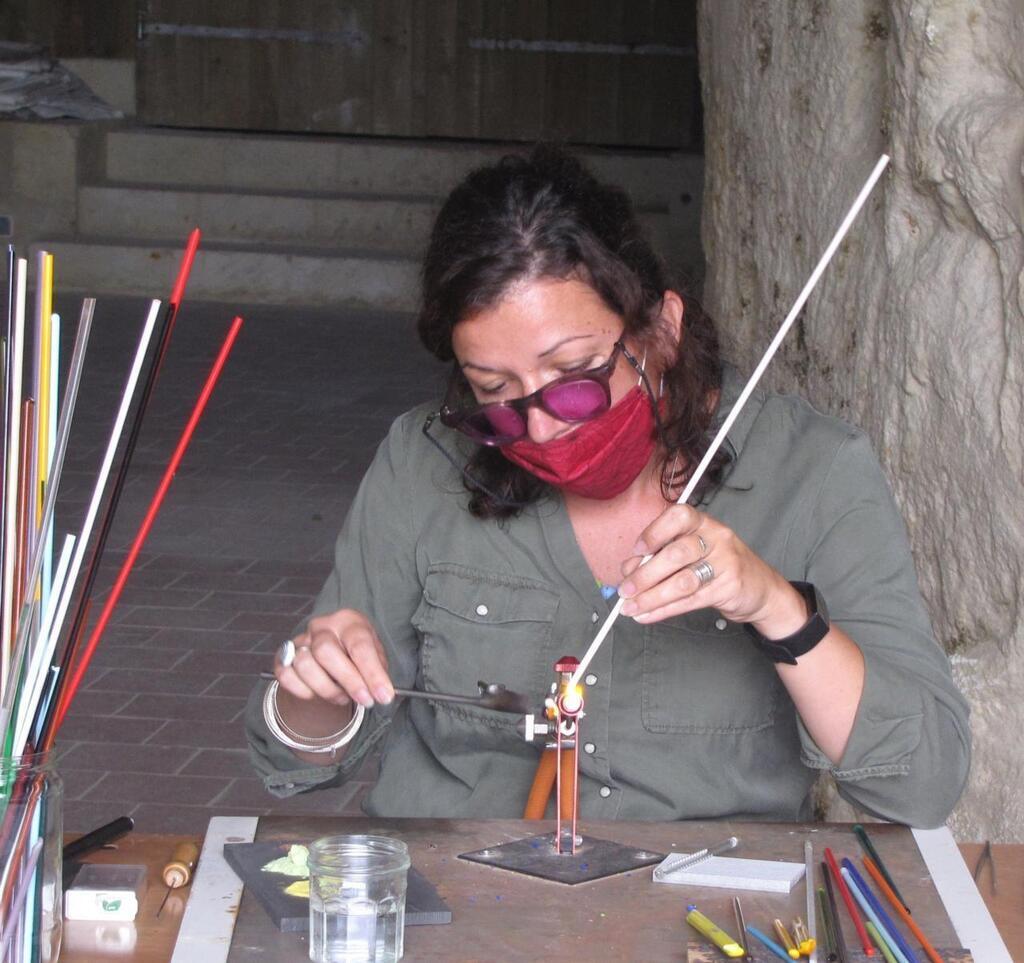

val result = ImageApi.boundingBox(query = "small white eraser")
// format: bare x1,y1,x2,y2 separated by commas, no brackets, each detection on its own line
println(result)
64,864,147,921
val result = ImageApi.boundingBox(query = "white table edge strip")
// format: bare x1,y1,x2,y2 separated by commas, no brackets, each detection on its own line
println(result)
912,826,1011,963
170,815,259,963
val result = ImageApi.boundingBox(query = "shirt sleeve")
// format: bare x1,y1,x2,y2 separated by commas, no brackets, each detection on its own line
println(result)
244,409,427,798
792,431,971,828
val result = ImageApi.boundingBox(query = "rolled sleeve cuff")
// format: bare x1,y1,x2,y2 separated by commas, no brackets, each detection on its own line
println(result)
796,650,924,780
245,681,390,799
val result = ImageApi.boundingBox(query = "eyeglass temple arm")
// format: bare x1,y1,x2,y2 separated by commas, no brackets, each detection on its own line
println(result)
421,414,525,509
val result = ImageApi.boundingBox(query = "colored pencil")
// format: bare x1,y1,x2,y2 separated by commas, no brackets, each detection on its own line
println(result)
52,315,243,732
862,856,943,963
854,824,909,913
824,846,874,956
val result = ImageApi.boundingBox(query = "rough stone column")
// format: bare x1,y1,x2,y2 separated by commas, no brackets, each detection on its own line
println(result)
698,1,1024,840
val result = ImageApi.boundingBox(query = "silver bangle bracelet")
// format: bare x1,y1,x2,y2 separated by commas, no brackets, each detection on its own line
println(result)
262,679,365,754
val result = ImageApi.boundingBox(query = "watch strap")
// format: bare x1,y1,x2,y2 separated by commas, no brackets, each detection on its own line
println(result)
744,581,830,665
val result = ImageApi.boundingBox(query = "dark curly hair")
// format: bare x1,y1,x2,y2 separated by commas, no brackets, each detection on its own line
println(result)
417,145,725,518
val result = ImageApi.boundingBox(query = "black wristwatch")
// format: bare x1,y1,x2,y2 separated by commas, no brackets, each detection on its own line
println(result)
744,581,830,665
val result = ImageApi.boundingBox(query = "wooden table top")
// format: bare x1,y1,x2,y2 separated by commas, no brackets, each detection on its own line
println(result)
59,827,1022,962
61,832,200,963
958,842,1022,960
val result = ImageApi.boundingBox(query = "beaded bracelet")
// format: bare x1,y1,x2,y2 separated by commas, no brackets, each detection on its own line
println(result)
262,680,365,754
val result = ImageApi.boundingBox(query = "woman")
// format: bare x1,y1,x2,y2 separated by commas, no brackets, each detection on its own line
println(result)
246,147,969,827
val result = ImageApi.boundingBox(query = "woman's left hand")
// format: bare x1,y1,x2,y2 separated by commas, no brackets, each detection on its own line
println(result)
618,503,805,634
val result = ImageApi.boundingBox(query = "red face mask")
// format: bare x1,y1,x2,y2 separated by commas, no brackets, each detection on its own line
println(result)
502,386,657,499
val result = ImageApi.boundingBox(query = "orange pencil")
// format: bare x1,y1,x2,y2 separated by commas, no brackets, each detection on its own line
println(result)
862,855,943,963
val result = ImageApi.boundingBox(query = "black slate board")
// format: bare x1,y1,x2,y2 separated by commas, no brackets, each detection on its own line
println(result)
223,841,452,933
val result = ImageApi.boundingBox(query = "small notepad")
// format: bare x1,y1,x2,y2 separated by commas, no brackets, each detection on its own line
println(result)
652,853,805,893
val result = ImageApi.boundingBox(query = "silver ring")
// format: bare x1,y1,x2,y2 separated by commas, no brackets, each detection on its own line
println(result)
696,534,708,557
278,639,296,668
690,559,715,587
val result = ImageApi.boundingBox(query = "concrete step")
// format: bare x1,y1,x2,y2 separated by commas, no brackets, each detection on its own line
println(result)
77,184,676,261
78,185,438,256
35,238,419,310
102,127,695,210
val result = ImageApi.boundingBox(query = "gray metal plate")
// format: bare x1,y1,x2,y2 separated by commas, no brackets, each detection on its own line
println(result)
458,833,664,885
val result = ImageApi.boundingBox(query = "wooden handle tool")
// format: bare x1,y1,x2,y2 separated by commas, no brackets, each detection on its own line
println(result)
157,841,200,917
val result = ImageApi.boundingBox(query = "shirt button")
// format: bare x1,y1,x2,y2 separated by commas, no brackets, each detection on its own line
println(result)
583,742,596,754
715,618,728,631
584,673,598,686
476,604,489,616
591,612,599,623
599,786,612,798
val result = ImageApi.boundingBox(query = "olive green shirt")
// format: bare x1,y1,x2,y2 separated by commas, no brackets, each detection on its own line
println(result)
246,367,970,828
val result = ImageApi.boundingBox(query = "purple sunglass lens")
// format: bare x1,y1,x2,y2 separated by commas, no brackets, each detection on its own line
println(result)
463,404,527,442
542,380,609,421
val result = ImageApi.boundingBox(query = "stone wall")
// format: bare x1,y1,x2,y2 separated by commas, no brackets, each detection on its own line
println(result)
698,1,1024,841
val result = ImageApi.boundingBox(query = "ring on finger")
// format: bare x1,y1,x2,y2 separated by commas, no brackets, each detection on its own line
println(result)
696,533,708,558
690,559,715,588
278,639,310,669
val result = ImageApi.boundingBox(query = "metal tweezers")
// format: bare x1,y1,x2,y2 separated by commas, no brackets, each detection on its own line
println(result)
972,839,997,894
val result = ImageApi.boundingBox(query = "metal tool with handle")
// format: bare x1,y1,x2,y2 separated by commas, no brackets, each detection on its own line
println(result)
394,682,532,714
157,841,200,917
259,672,532,715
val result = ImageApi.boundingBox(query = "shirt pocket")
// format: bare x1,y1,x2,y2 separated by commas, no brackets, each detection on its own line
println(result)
412,563,559,732
641,609,783,733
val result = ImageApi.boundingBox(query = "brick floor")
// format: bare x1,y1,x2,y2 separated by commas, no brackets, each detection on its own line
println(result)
53,294,445,834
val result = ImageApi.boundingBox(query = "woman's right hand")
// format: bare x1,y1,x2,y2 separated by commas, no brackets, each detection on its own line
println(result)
275,609,393,708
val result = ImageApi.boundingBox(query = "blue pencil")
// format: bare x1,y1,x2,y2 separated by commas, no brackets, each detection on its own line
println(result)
841,858,921,963
839,865,912,963
746,924,792,961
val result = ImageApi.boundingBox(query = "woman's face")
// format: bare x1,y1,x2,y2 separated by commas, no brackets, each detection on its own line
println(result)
451,277,662,445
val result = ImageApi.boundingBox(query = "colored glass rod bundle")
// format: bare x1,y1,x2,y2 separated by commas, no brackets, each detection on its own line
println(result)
0,230,244,959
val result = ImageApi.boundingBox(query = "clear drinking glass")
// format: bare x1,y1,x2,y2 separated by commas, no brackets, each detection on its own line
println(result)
308,834,410,963
0,752,63,963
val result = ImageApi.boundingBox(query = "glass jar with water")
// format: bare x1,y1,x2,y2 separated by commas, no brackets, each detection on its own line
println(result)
308,834,410,963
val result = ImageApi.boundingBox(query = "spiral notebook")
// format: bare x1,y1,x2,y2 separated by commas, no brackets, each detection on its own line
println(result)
652,853,805,893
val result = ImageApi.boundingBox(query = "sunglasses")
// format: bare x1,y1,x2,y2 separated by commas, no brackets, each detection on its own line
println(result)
438,341,639,446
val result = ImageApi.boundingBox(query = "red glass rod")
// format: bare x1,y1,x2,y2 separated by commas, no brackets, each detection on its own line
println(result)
46,315,243,741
